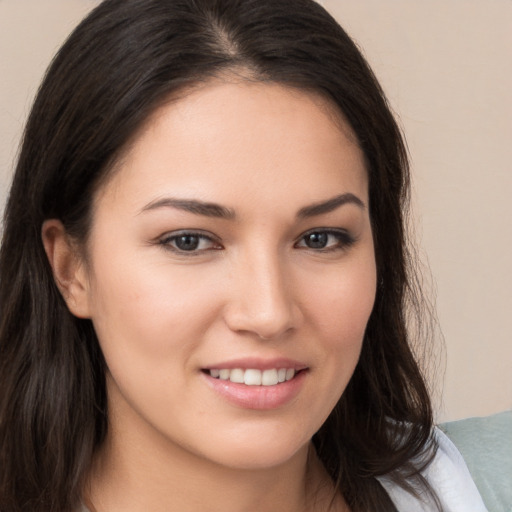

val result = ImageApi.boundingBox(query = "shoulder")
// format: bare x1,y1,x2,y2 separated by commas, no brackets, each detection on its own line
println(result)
378,428,489,512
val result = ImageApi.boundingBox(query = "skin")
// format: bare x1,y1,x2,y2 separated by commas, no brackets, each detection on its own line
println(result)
43,80,376,512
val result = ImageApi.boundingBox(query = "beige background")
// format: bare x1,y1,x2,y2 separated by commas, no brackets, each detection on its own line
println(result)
1,0,511,422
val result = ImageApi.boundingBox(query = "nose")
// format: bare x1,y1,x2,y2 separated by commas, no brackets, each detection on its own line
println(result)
223,250,301,340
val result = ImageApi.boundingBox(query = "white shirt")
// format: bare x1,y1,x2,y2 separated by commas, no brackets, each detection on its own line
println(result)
379,428,489,511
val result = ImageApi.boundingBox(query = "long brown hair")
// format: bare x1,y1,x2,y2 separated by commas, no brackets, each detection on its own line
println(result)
0,1,437,510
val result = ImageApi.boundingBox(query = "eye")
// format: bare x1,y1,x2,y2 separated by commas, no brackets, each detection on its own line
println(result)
295,229,355,252
158,231,221,253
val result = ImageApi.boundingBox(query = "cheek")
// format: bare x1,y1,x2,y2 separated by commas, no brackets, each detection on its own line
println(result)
302,256,377,345
86,261,226,428
300,255,376,398
86,254,223,369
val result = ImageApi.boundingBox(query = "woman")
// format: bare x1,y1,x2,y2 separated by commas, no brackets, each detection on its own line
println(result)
0,0,487,511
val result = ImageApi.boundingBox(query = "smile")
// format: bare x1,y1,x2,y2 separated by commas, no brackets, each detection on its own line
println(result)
207,368,297,386
203,367,307,410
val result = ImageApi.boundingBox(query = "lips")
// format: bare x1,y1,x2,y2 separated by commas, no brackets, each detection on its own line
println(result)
201,358,308,409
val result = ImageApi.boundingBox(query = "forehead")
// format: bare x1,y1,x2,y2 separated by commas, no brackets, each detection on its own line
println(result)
94,80,368,216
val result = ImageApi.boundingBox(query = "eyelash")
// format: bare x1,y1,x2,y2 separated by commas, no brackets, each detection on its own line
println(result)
157,228,356,255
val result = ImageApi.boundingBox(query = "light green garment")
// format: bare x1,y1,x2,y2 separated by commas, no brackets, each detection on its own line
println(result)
441,410,512,512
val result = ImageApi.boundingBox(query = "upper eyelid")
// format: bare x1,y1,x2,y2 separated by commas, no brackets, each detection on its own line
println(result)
157,226,349,237
295,227,352,241
159,229,218,241
299,227,349,235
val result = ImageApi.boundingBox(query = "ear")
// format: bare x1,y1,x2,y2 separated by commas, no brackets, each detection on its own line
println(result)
41,219,92,318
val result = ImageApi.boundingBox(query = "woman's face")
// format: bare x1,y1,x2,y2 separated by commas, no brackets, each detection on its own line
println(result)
78,81,376,470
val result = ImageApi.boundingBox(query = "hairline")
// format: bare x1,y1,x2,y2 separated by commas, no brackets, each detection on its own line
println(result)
78,69,367,260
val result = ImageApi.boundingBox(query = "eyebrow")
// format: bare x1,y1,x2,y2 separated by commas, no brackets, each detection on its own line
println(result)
140,198,236,219
296,193,365,218
140,192,365,220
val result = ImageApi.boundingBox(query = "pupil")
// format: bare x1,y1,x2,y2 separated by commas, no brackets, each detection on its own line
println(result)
176,235,199,251
307,232,328,248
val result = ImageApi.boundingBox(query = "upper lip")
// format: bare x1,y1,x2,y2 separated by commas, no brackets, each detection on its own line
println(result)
202,357,308,371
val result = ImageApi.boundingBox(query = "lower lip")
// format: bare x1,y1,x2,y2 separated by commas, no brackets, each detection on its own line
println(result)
202,370,307,410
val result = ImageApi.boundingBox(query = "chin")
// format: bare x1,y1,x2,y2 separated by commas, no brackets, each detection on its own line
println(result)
206,443,309,471
189,424,313,471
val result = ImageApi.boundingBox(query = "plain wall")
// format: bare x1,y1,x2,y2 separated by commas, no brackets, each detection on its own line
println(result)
1,0,511,422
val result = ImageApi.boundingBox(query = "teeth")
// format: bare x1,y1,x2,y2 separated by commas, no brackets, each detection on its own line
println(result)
229,368,244,384
262,369,278,386
208,368,297,386
244,369,262,386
